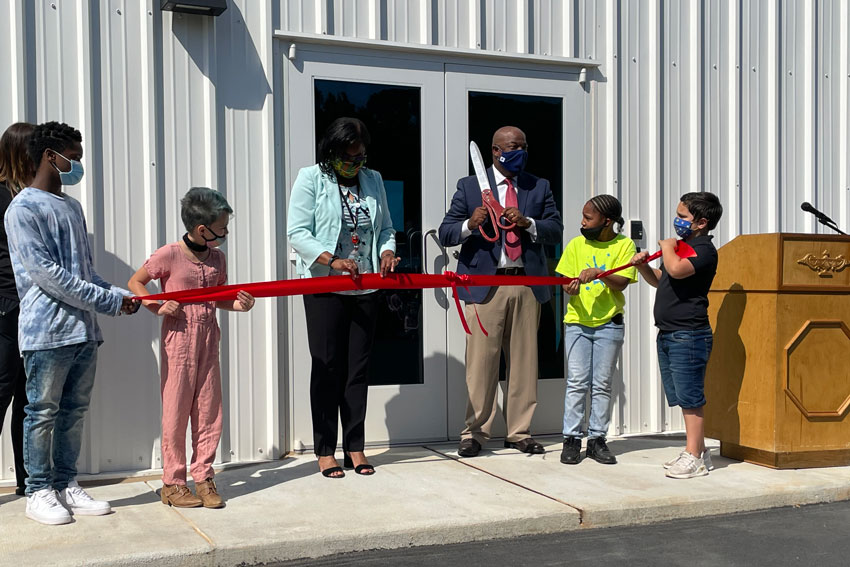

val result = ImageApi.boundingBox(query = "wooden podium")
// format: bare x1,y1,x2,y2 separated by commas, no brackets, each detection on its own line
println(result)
704,233,850,468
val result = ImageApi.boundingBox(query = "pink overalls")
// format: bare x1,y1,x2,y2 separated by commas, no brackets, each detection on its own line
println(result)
144,243,227,486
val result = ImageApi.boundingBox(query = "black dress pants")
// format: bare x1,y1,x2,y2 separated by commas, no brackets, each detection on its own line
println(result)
303,292,378,456
0,300,27,490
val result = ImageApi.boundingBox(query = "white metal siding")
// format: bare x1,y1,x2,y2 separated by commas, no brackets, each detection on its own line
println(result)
2,0,849,480
1,0,281,481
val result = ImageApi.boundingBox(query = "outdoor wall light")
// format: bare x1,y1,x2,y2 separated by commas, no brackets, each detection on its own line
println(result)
160,0,228,17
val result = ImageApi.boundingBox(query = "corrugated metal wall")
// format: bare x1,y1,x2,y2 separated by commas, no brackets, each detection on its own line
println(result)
2,0,848,480
0,0,282,482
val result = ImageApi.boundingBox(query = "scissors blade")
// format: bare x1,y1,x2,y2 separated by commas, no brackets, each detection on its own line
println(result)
469,141,492,194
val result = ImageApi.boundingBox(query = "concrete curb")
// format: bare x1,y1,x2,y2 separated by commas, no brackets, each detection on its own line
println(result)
3,438,850,566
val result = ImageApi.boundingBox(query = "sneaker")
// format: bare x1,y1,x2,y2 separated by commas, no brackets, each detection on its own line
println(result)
586,437,617,465
58,480,112,516
26,488,72,525
560,436,582,465
665,451,709,479
663,448,714,471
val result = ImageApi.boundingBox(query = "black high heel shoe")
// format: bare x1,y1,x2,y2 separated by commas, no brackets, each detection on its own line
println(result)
318,456,345,478
343,453,375,475
321,466,344,478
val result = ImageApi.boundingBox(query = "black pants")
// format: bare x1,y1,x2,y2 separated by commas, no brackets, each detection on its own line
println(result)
303,292,378,457
0,300,27,489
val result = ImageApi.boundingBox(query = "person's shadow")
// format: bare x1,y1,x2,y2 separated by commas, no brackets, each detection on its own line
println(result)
381,353,465,455
704,283,747,468
105,454,320,509
0,492,20,507
85,238,162,485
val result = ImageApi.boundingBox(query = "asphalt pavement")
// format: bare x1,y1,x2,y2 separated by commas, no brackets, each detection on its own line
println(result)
275,500,850,567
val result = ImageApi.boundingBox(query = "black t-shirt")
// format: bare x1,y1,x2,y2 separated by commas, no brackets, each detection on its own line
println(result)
0,183,20,302
653,235,718,331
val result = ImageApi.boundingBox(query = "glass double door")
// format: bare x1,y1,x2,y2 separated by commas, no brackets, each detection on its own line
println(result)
285,46,588,448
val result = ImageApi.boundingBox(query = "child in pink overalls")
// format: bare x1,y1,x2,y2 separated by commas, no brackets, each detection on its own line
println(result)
128,187,254,508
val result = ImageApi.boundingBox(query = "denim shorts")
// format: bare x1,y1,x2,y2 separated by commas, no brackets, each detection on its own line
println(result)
656,327,713,409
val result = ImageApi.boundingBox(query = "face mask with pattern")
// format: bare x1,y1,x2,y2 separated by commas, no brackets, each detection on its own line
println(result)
673,216,694,239
332,157,366,179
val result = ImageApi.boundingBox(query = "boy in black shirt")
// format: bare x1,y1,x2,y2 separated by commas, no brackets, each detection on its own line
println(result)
632,192,723,479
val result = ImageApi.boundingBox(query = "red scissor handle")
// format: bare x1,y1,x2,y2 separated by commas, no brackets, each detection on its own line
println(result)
478,189,517,242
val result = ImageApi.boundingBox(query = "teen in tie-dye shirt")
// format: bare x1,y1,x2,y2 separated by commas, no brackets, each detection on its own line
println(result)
4,122,139,526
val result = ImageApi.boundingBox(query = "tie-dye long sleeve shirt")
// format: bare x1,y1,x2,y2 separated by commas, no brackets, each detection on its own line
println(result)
4,187,127,351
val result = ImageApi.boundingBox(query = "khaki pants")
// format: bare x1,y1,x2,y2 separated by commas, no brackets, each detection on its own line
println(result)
461,285,541,444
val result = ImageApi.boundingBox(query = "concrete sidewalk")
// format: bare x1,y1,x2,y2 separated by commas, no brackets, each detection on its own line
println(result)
2,436,849,566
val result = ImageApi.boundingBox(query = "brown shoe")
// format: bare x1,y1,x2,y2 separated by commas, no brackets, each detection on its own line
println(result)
161,483,202,508
504,437,546,454
195,478,224,509
458,438,482,457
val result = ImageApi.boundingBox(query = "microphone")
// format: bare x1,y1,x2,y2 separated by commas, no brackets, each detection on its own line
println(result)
801,202,847,235
801,202,835,223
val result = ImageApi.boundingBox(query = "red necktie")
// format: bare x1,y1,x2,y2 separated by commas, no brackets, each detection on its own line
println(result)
503,178,522,261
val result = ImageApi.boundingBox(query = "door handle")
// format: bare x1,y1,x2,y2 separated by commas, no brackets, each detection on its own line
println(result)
422,229,449,309
422,229,448,275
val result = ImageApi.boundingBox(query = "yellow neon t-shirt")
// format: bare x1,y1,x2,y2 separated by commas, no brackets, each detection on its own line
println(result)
555,233,637,326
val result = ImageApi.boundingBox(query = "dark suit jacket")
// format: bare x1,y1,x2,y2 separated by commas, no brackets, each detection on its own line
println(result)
439,167,563,304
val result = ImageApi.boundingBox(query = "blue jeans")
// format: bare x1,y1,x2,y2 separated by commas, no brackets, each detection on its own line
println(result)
23,341,98,494
657,328,713,409
562,321,625,439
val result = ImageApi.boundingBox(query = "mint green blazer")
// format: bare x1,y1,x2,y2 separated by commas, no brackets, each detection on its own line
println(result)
287,164,396,277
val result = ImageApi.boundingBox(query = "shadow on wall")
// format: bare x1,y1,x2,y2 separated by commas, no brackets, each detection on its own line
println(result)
87,240,162,475
171,1,271,112
383,353,467,444
89,240,247,476
705,284,747,445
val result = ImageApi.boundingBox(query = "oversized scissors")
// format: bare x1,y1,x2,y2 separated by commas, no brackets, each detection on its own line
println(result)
470,141,516,242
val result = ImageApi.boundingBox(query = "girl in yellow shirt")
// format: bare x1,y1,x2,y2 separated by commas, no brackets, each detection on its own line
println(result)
555,195,636,465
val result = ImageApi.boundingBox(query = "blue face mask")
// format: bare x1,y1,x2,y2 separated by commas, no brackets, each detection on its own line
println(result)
51,151,85,186
673,216,693,239
497,148,528,175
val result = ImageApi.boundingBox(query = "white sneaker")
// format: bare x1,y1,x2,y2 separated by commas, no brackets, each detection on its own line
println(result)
58,480,112,516
663,448,714,471
665,451,709,479
26,488,72,525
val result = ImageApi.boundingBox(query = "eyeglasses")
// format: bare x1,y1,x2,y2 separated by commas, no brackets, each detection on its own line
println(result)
493,144,528,152
341,154,367,163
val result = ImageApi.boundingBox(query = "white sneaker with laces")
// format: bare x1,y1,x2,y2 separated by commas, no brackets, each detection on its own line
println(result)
26,488,73,525
58,480,112,516
663,448,714,471
665,451,709,479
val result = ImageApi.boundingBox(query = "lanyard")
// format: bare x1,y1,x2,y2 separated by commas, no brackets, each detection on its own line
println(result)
339,184,361,246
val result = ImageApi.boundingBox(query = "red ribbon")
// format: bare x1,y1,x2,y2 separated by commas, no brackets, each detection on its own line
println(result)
444,272,488,336
136,242,695,335
137,272,566,335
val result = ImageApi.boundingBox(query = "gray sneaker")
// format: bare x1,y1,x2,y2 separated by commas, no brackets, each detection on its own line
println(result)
665,451,709,479
663,448,714,471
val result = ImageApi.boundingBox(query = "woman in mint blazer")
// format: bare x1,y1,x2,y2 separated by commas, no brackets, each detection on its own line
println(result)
287,118,398,479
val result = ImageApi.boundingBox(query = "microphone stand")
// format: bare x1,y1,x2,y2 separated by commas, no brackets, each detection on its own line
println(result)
802,202,848,235
815,216,847,236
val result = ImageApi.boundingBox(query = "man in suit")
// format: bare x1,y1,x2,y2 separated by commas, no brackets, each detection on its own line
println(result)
439,126,563,457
